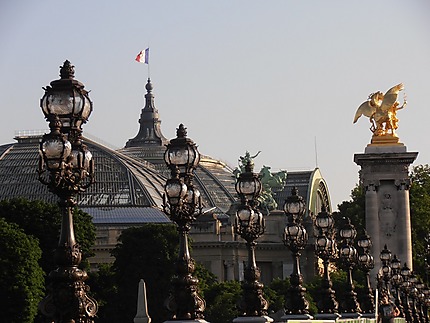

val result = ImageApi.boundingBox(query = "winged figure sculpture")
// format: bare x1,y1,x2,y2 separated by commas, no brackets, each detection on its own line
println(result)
353,83,407,136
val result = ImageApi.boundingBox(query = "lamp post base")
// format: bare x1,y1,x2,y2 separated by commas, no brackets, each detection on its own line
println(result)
281,313,313,321
314,313,341,320
164,320,209,323
233,315,274,323
339,312,362,319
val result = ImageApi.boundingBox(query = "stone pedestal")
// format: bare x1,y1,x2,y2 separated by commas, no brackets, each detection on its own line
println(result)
354,144,418,282
233,315,273,323
280,314,313,322
314,313,341,320
164,320,209,323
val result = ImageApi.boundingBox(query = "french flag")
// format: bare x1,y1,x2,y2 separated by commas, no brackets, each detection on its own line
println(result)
135,48,149,64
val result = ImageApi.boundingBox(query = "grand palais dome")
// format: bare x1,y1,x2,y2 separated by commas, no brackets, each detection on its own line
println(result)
0,78,332,272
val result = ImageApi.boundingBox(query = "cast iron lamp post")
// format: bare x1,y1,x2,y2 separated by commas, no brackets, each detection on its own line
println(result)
391,255,405,317
233,157,272,322
416,280,426,323
314,206,339,318
422,287,430,323
162,124,206,321
401,263,414,323
37,61,98,322
410,273,422,323
380,244,392,297
357,230,375,316
338,217,361,317
283,187,312,319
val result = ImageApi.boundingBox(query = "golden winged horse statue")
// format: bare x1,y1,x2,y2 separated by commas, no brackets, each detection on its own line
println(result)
353,83,407,137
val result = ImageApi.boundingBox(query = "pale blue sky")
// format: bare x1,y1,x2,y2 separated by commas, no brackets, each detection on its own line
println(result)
1,1,429,209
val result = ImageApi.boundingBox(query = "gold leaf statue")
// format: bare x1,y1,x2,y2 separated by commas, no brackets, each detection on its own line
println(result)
354,83,407,144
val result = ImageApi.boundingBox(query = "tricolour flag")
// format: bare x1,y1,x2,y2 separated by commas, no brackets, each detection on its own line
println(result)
135,48,149,64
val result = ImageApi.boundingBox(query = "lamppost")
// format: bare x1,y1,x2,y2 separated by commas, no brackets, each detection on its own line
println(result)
357,230,375,316
282,187,312,320
233,156,272,323
422,287,430,323
380,245,392,297
410,273,422,323
401,263,413,323
391,255,405,317
337,217,361,317
162,124,207,322
37,61,98,322
314,205,340,319
416,280,426,323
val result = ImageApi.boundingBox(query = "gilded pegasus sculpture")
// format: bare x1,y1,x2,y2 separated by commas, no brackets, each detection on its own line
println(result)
354,83,407,138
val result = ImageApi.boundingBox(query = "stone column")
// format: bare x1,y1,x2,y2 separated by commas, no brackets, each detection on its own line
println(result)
224,260,235,281
396,179,413,268
365,181,380,280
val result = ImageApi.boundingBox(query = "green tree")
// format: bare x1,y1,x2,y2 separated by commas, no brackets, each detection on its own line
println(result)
0,217,45,323
0,198,96,272
204,280,242,323
97,224,179,322
410,164,430,280
334,185,365,232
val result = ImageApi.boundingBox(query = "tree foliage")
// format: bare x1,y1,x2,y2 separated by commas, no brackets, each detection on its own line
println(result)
0,217,45,323
409,164,430,281
204,280,242,323
93,223,179,323
334,185,365,232
0,198,96,272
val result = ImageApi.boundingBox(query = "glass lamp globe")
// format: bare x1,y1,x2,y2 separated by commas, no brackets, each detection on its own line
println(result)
41,137,72,170
380,245,392,262
391,255,402,270
165,179,187,206
339,218,356,240
283,187,306,220
41,60,92,131
164,124,200,175
315,206,333,231
357,232,372,249
400,264,411,279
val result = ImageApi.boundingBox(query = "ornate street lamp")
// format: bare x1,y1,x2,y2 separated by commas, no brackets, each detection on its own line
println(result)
357,230,375,316
337,217,361,317
380,244,392,297
401,263,414,323
409,273,422,323
314,206,339,318
391,255,405,317
233,155,272,321
37,61,97,322
162,124,206,321
416,280,426,323
422,287,430,323
283,187,312,319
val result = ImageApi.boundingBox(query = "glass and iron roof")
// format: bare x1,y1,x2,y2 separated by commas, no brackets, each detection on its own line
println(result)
0,78,331,224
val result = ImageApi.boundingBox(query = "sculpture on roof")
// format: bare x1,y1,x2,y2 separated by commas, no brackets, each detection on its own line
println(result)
234,151,261,178
259,166,287,214
353,83,407,138
233,152,287,214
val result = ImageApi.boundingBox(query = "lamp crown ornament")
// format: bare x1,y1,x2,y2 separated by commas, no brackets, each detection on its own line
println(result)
59,60,75,79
